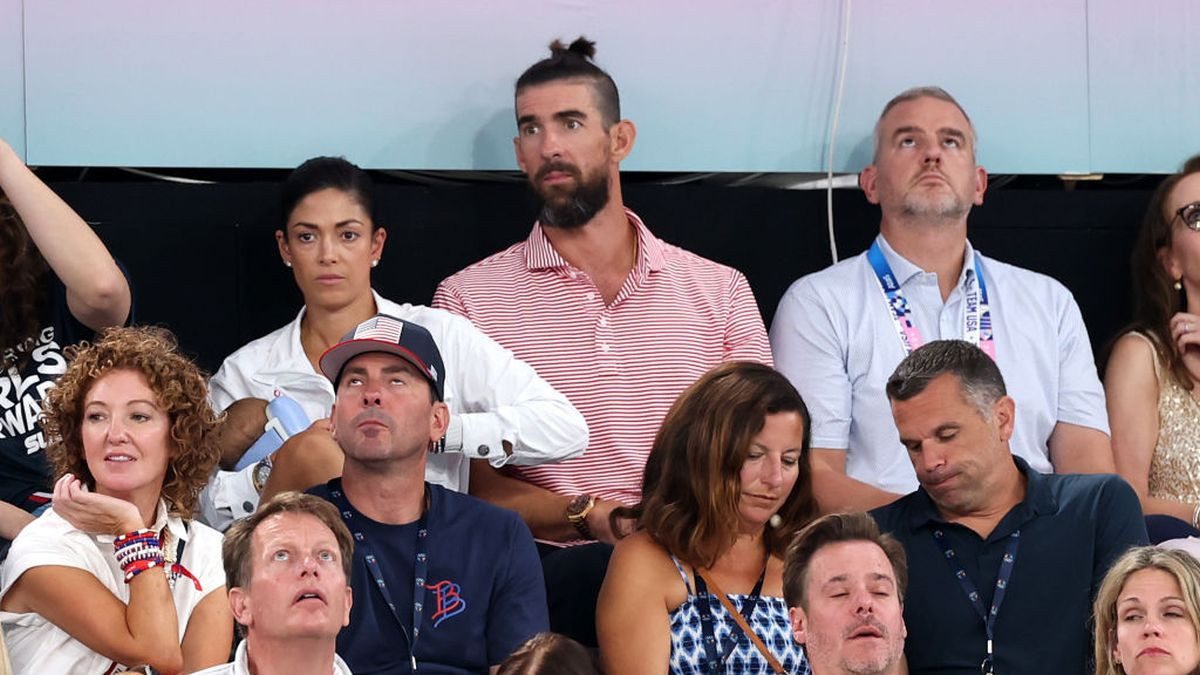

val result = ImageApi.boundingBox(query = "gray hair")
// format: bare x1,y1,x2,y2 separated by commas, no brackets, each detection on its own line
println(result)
885,340,1005,418
872,86,978,162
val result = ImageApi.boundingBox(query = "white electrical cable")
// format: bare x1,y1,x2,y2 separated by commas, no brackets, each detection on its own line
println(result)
118,167,215,185
825,0,853,264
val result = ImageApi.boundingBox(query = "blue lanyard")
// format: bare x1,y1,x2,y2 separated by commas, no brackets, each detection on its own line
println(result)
931,529,1020,674
330,483,430,673
693,565,766,674
866,240,996,359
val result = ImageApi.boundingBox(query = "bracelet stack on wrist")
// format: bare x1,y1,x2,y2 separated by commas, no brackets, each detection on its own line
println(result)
1191,503,1200,531
114,528,164,583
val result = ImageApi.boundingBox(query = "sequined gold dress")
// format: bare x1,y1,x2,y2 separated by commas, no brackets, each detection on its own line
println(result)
1132,332,1200,502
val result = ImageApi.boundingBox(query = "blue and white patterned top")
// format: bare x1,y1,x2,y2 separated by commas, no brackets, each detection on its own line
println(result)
668,556,810,674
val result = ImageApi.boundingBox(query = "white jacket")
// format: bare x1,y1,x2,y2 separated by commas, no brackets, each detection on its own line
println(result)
209,291,588,491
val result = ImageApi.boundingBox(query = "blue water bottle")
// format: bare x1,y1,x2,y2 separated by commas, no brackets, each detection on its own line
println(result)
234,393,312,471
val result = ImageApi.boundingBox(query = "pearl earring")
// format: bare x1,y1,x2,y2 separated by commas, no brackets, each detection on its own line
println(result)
768,514,782,528
1176,279,1184,291
284,261,292,268
371,260,379,268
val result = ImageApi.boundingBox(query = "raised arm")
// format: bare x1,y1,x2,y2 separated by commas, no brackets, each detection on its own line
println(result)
596,533,676,675
2,481,183,672
0,138,130,331
5,565,184,672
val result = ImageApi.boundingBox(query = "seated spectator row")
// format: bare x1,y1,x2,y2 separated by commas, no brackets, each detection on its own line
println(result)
0,34,1198,675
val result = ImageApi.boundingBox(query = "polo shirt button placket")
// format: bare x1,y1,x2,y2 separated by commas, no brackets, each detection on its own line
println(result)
596,309,618,370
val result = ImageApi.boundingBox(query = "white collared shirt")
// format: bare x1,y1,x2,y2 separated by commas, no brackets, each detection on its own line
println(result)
770,234,1109,494
208,291,588,492
0,501,225,674
191,639,353,675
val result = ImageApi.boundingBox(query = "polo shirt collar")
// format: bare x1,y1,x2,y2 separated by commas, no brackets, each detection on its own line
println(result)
525,208,665,273
875,233,979,291
906,455,1055,533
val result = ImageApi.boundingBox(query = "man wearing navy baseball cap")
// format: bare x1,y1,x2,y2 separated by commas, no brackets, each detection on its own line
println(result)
308,314,548,673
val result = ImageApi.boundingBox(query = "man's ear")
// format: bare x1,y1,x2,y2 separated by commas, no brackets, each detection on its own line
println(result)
429,402,450,443
789,605,808,645
609,119,637,163
513,136,528,175
972,166,988,206
342,585,353,627
993,395,1016,443
229,586,252,628
860,165,880,205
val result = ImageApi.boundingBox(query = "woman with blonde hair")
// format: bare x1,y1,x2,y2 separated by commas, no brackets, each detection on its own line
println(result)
598,361,817,674
0,326,231,674
1094,546,1200,675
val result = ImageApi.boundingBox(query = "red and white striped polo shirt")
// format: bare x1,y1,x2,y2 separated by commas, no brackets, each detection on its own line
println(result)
432,209,772,505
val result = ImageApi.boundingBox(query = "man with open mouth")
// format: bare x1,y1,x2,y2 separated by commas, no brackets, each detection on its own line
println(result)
195,491,355,675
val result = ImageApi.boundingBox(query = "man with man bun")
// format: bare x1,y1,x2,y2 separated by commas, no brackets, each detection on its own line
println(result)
434,36,771,645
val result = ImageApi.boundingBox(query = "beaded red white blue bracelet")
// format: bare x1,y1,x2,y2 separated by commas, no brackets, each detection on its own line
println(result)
113,528,164,583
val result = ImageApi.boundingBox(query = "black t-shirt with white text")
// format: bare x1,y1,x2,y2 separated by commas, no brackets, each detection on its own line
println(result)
0,280,92,508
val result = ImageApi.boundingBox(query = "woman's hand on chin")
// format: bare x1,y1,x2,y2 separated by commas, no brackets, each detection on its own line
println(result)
52,473,145,535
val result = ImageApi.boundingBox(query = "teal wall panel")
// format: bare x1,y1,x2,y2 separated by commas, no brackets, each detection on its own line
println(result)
1089,0,1200,174
0,1,1190,173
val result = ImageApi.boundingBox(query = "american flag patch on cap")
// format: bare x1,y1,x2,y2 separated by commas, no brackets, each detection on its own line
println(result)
353,316,404,343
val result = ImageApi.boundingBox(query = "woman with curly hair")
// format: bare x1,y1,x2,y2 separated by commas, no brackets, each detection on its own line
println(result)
1106,155,1200,540
597,362,817,674
0,137,131,540
0,326,231,674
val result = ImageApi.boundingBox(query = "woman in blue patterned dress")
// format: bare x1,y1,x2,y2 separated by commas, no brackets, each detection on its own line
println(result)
598,361,818,674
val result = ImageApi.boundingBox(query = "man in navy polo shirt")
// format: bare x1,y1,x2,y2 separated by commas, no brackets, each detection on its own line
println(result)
308,314,548,673
871,340,1146,674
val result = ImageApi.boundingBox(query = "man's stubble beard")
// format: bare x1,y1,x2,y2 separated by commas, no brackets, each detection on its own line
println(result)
900,189,969,222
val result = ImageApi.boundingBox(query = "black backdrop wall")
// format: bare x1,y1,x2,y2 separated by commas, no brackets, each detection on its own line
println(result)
46,176,1152,375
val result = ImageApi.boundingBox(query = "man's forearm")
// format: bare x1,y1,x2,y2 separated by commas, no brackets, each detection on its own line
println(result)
811,451,902,513
212,398,268,470
468,460,579,541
